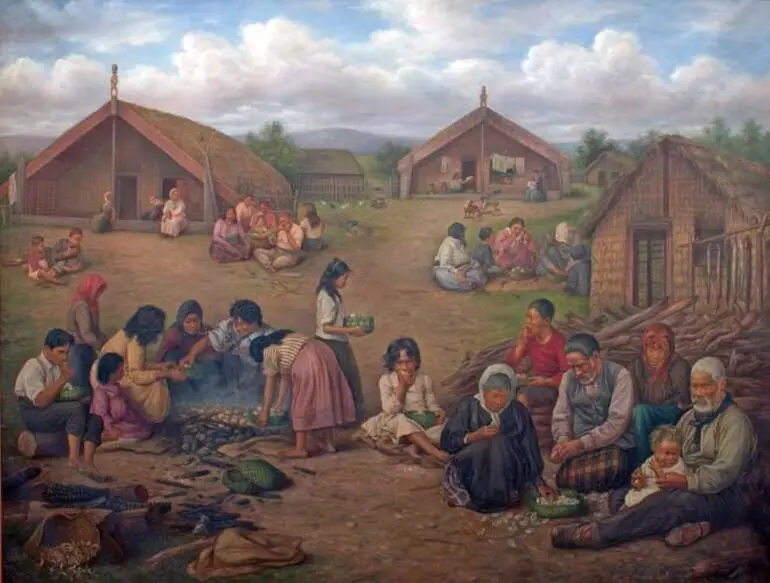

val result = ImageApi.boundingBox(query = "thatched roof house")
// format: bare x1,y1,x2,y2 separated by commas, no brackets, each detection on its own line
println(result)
396,89,571,198
297,148,367,202
584,134,770,319
583,149,636,188
0,66,292,229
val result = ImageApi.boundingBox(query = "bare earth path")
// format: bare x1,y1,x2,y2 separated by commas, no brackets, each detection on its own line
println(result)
2,199,757,582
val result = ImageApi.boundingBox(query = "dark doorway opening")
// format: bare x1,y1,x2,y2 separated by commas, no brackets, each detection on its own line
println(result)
633,229,667,308
161,178,179,200
116,175,138,220
598,171,607,188
461,160,476,180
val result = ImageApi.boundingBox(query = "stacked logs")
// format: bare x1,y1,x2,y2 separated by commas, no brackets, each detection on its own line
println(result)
442,297,770,445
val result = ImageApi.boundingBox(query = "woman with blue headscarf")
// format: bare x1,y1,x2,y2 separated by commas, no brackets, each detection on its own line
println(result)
440,364,555,513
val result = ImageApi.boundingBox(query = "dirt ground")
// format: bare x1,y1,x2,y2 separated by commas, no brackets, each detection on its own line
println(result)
1,198,762,582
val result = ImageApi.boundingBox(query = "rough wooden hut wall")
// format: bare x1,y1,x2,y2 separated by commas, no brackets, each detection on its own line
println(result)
298,174,367,202
411,124,555,194
24,119,205,221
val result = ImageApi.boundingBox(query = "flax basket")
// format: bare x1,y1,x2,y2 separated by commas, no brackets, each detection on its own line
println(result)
24,511,102,567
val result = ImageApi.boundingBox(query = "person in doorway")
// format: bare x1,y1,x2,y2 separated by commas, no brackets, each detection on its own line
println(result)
550,333,636,493
359,338,449,462
315,258,367,421
67,274,108,393
551,357,758,551
15,329,108,481
298,202,326,252
441,364,556,512
51,228,86,274
253,212,305,271
160,188,188,237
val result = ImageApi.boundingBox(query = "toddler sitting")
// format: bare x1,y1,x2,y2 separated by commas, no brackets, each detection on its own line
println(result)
624,425,686,508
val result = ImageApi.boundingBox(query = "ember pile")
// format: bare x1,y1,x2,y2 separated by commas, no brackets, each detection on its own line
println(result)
177,405,289,455
443,298,770,437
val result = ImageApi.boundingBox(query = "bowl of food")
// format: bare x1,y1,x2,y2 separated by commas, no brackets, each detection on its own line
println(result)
524,489,589,519
508,266,535,281
344,313,375,334
57,383,90,402
248,229,276,249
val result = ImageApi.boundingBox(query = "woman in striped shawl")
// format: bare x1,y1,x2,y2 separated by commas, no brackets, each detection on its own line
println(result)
251,329,356,459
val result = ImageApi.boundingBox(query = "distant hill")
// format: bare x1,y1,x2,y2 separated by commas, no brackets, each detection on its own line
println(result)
0,130,589,158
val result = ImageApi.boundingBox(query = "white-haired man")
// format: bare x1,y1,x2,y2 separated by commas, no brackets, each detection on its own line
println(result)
551,356,758,550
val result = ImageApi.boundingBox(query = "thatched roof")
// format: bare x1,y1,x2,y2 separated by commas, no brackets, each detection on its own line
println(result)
0,100,292,206
583,149,636,176
583,135,770,236
299,148,364,176
397,106,570,173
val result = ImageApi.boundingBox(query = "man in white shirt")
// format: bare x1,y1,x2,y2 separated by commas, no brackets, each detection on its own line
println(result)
15,329,107,480
253,212,304,271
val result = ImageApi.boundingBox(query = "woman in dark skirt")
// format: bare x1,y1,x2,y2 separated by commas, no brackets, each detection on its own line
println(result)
440,364,556,513
156,299,222,404
314,258,368,421
67,274,108,391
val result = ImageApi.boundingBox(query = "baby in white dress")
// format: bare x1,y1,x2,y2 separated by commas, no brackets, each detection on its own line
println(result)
624,425,686,508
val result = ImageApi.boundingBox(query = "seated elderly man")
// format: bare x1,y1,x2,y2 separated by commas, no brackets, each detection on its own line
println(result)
550,333,636,493
551,356,758,550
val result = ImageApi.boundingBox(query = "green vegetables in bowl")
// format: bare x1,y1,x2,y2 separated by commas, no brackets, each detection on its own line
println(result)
524,489,589,519
57,383,90,402
343,313,375,334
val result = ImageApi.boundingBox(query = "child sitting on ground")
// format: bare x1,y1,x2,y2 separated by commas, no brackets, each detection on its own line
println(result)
464,227,502,289
51,228,85,274
90,352,152,443
623,425,686,509
26,235,65,286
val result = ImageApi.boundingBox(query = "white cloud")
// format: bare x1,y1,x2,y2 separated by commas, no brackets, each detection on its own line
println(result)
0,0,170,53
1,7,769,142
687,0,770,33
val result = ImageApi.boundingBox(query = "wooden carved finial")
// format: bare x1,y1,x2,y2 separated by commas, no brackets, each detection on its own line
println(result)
110,64,119,100
480,85,488,108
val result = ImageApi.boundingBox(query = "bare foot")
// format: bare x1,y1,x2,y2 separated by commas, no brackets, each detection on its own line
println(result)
78,463,113,483
278,448,309,459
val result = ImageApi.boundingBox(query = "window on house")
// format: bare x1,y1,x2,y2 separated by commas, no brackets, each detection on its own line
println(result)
633,230,667,308
598,171,607,187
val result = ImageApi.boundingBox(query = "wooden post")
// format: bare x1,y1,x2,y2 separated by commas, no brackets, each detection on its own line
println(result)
757,214,768,315
110,64,119,219
15,153,26,223
478,86,487,194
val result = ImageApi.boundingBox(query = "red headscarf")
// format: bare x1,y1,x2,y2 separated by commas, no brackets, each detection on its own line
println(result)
642,323,675,384
71,274,107,318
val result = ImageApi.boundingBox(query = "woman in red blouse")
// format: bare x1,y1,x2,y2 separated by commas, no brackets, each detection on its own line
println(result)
505,298,569,408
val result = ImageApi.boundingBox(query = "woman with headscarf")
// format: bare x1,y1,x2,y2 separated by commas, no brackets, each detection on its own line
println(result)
156,300,222,402
359,338,449,462
315,258,367,421
160,188,188,237
433,222,474,291
67,274,108,392
537,222,572,278
629,323,691,467
91,190,116,233
209,207,251,263
440,365,555,513
92,306,187,424
493,217,538,273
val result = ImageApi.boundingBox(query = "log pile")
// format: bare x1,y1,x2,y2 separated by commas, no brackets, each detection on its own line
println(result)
442,298,770,443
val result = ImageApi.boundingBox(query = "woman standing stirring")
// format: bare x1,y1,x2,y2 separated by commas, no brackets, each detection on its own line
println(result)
315,258,367,421
67,274,108,392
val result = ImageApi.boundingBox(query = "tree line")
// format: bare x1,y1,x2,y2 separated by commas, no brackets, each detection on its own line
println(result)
574,118,770,170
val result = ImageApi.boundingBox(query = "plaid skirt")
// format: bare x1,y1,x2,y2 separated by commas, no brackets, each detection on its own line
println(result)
555,445,631,493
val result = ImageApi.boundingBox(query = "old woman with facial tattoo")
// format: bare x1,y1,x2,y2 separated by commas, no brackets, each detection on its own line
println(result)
440,364,555,513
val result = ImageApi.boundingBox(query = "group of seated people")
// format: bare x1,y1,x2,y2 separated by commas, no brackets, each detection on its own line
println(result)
433,219,591,295
21,228,87,286
92,188,189,237
209,198,326,271
354,298,759,551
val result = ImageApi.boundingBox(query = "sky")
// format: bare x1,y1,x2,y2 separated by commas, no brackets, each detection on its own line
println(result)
0,0,769,141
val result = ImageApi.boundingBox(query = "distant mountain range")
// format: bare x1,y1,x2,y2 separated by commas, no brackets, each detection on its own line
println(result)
0,128,591,158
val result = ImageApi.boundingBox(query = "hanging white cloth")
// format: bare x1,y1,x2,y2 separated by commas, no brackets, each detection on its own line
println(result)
440,156,450,174
491,153,516,173
8,172,17,205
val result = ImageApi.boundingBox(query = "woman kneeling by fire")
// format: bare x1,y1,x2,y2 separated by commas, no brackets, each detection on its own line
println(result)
250,329,356,459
